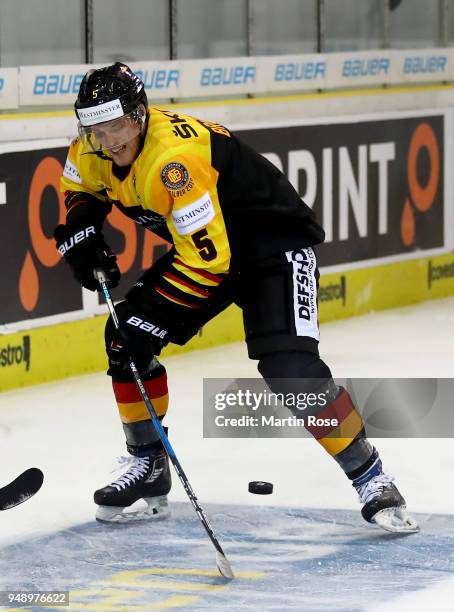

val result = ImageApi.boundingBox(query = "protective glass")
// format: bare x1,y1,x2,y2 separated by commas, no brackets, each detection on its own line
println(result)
78,106,146,152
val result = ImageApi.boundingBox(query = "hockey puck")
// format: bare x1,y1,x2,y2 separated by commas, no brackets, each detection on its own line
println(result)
248,481,273,495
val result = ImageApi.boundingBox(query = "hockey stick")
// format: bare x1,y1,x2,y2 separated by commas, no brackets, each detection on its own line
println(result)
0,468,44,511
95,269,234,580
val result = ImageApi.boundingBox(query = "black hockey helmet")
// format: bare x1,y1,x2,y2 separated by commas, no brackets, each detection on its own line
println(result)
75,62,148,126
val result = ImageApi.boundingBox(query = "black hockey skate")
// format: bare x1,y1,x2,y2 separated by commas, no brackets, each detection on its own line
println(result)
356,474,419,533
94,451,171,523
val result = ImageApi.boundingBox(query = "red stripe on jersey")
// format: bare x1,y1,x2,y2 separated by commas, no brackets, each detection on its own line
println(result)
163,271,210,297
174,258,225,283
113,371,168,403
155,286,201,309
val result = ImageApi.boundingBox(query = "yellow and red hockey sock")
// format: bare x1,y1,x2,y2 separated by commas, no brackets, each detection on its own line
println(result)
304,387,380,481
304,388,365,458
111,365,169,455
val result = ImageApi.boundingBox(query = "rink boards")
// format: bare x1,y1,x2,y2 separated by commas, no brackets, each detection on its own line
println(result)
0,502,453,611
1,250,454,392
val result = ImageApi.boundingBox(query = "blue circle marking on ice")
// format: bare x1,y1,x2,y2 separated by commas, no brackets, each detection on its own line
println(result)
0,503,453,610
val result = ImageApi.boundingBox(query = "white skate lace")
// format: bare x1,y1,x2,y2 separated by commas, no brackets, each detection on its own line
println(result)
109,456,150,492
356,474,395,505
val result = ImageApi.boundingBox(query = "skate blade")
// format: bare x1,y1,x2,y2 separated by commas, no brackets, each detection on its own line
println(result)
373,506,419,533
96,495,170,524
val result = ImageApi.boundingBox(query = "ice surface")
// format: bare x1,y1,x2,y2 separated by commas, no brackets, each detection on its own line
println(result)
1,296,454,610
0,504,453,611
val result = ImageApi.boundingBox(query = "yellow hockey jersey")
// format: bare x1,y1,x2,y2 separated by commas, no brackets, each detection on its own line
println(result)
60,107,323,308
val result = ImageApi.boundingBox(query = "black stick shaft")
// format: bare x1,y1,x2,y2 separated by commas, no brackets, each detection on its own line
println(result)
95,270,234,579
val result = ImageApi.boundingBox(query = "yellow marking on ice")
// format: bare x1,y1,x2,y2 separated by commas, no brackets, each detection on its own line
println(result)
109,567,265,579
54,588,201,611
106,573,226,591
139,595,202,609
43,587,138,610
20,568,266,611
103,567,266,593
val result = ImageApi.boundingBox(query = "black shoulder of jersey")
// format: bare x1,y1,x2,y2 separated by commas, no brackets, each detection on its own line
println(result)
110,200,173,244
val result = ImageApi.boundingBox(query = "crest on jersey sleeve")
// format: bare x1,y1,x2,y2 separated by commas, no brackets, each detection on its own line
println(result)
161,162,190,192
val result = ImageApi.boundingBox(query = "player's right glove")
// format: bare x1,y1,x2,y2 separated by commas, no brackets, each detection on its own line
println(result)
54,223,120,291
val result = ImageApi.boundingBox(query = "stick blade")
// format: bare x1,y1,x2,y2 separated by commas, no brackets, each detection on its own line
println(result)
216,551,234,580
0,468,44,511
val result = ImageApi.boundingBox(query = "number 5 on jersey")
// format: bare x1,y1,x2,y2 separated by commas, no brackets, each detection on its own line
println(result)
192,229,217,262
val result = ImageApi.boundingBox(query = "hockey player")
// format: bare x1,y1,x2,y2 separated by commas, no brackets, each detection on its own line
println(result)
55,63,418,532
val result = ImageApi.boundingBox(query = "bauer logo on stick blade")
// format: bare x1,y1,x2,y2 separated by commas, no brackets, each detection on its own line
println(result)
248,481,273,495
